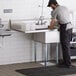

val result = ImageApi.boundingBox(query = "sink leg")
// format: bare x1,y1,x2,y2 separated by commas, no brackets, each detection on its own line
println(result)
56,43,59,64
44,43,48,67
34,41,37,63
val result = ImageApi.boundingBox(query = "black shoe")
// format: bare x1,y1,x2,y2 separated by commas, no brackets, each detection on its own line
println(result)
58,61,65,65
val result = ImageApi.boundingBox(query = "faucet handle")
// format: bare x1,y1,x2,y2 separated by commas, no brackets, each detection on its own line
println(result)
39,16,44,20
43,21,47,24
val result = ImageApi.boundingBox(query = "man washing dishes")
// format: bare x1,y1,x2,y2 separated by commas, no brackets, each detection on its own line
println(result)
47,0,72,68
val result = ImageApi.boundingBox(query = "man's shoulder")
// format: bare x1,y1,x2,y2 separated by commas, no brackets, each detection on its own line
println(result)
59,6,67,9
52,6,68,13
57,6,68,12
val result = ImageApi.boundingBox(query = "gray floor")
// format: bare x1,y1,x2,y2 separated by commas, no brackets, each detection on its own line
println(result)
0,61,76,76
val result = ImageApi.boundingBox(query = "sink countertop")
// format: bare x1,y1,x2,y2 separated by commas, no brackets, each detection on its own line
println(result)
25,28,76,34
25,29,58,33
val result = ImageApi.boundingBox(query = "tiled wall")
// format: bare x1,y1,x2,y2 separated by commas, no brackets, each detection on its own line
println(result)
0,30,33,65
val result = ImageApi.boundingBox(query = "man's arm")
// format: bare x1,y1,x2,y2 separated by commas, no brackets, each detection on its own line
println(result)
48,18,56,29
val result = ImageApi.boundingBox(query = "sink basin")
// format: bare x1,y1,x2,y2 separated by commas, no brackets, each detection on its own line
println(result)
35,28,48,30
35,24,48,29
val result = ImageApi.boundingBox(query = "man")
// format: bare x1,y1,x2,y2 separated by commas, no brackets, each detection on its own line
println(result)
47,0,72,68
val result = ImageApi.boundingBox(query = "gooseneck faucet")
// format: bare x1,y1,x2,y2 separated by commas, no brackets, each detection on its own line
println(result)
36,0,47,25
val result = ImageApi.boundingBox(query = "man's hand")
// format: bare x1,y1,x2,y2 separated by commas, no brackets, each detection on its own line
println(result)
48,18,56,30
48,25,54,30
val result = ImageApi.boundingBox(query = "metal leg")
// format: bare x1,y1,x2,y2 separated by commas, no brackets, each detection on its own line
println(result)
56,43,59,64
44,43,48,67
34,41,37,63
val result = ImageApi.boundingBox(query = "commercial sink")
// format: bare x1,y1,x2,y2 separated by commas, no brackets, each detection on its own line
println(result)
31,29,60,66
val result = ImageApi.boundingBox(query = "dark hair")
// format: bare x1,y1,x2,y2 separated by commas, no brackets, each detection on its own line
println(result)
47,0,58,7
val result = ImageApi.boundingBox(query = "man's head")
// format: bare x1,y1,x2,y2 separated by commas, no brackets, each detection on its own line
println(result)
47,0,58,10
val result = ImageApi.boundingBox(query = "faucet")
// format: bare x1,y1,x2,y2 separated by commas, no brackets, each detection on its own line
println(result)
35,0,47,25
36,16,47,25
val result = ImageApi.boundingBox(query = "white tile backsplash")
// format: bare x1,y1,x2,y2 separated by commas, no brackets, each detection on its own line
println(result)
0,30,32,65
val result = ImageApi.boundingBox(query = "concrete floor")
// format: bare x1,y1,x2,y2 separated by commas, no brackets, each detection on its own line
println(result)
0,61,76,76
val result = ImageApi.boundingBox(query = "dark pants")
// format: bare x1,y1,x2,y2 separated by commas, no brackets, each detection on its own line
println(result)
60,24,72,65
